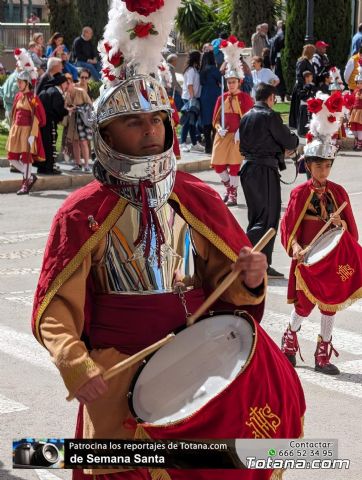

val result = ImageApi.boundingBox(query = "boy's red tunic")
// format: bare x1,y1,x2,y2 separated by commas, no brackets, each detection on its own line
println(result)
281,179,361,311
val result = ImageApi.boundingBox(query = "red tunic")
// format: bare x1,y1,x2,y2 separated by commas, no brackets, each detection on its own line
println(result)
281,179,358,303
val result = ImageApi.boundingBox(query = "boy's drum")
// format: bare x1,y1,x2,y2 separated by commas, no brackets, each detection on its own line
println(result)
297,227,362,311
127,311,305,452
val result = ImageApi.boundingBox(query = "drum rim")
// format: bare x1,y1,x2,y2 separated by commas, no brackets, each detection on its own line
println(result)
127,309,257,425
303,227,344,266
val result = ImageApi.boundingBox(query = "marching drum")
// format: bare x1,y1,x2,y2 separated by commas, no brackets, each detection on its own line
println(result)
303,227,344,266
297,227,362,311
127,311,305,450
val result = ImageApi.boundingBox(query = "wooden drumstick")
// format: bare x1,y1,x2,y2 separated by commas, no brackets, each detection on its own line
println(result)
186,228,276,327
67,333,175,401
299,201,347,257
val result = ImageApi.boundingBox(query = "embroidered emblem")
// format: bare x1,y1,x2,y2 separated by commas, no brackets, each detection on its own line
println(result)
337,264,355,282
246,403,281,439
88,215,100,232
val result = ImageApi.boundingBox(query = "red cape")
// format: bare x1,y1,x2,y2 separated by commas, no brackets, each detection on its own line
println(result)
281,179,358,256
32,171,264,344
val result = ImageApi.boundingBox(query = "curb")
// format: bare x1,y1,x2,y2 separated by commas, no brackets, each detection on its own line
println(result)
0,158,212,194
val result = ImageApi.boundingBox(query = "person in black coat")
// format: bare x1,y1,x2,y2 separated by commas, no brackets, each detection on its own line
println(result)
38,74,69,174
270,23,287,102
239,83,299,278
289,44,316,129
297,71,317,136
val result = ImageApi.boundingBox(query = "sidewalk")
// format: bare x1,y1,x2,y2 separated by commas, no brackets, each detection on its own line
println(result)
0,150,212,194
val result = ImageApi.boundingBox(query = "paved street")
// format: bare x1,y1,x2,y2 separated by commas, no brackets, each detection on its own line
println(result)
0,150,361,479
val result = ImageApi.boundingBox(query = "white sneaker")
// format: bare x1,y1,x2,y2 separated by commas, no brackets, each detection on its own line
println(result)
190,142,205,152
180,143,191,152
83,166,92,173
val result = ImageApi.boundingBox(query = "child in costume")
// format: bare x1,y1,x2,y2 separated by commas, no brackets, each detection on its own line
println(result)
211,36,253,206
349,64,362,150
281,92,361,375
6,48,46,195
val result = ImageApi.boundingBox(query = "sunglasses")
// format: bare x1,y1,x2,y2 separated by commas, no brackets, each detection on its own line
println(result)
80,76,89,79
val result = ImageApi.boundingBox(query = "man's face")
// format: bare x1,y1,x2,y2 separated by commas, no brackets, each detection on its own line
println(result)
83,28,93,41
318,46,327,55
102,112,166,157
52,63,62,75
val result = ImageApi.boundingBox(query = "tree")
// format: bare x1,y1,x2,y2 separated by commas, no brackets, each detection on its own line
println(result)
231,0,275,45
76,0,108,46
46,0,81,49
282,0,307,92
0,0,5,22
282,0,352,93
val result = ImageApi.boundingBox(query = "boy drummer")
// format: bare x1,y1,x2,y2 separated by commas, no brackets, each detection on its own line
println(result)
280,93,359,375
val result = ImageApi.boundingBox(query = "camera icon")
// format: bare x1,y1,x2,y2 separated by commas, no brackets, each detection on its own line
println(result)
14,441,60,467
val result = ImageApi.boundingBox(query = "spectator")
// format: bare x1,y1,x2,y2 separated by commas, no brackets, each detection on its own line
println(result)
0,70,19,121
344,46,362,91
199,50,221,154
27,12,40,24
289,44,316,128
211,32,228,68
239,83,299,278
251,56,279,98
351,23,362,55
36,57,63,95
46,32,78,81
312,40,330,86
180,50,204,153
297,71,316,136
240,56,253,95
28,41,45,72
270,21,287,102
38,74,69,175
262,48,271,69
76,68,93,98
64,77,93,173
166,54,183,111
33,32,45,57
251,24,269,57
72,26,101,81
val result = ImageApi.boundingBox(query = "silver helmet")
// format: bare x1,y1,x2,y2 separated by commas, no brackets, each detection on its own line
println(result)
92,74,176,210
304,137,338,160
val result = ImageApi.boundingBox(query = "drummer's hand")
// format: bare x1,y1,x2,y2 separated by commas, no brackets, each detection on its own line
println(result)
232,246,267,289
330,213,342,227
74,374,108,404
292,242,304,261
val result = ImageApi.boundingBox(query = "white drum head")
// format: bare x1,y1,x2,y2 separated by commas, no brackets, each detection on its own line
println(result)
303,228,344,266
129,312,254,425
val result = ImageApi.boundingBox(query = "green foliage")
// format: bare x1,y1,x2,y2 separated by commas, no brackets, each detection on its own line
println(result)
88,80,102,100
0,74,7,86
282,0,352,93
282,0,307,92
231,0,275,44
175,0,214,45
0,118,10,134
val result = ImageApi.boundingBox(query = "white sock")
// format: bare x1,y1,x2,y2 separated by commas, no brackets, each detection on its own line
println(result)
24,163,32,180
357,131,362,141
290,309,306,332
218,170,230,183
229,175,238,188
9,160,25,174
320,314,335,342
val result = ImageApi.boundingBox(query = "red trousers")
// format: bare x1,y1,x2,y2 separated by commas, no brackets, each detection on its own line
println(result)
213,164,240,176
295,290,335,317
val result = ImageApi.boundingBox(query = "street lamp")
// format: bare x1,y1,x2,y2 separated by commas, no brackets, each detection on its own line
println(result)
305,0,314,43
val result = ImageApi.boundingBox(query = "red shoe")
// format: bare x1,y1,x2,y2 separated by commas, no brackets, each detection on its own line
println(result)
16,179,30,195
314,335,340,375
221,180,230,203
27,174,38,192
281,325,303,367
226,186,237,206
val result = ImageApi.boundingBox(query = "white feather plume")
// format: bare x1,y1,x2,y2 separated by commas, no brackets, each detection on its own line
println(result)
329,66,344,91
220,38,245,79
309,92,343,139
157,60,172,89
14,48,38,82
99,0,181,86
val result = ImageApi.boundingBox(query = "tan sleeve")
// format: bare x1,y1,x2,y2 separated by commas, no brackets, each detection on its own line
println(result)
39,238,106,396
191,230,265,306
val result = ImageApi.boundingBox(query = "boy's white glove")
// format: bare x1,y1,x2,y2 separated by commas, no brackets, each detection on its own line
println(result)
234,130,240,144
217,127,228,137
28,135,35,146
